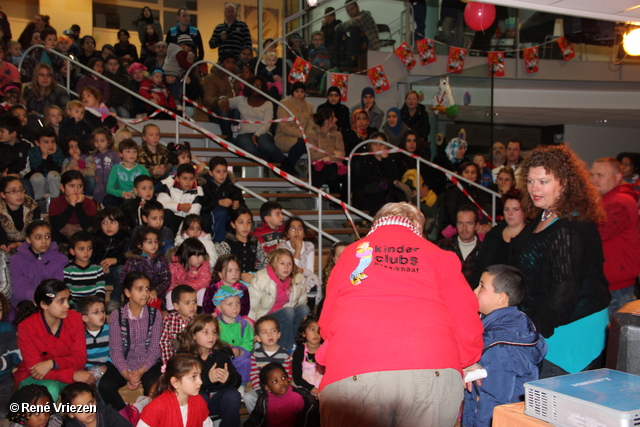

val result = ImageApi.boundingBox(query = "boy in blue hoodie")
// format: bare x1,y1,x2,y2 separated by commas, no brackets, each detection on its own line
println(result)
463,264,547,427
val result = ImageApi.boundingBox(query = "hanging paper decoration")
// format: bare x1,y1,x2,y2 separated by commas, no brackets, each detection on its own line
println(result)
431,77,457,118
394,41,416,70
488,51,505,77
446,47,466,74
556,37,575,61
330,73,349,102
416,38,437,66
288,57,311,83
366,65,390,94
523,46,539,74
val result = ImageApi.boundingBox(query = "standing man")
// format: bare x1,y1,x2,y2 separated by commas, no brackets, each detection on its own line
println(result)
318,202,483,427
492,138,521,179
591,158,640,316
166,8,204,61
334,0,380,68
209,4,252,60
438,205,482,288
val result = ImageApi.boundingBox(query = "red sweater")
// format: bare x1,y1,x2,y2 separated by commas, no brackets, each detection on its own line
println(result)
317,223,484,391
139,390,208,427
15,310,87,385
598,184,640,291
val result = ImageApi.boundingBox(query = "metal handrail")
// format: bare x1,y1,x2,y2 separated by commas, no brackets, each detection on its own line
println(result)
347,140,501,225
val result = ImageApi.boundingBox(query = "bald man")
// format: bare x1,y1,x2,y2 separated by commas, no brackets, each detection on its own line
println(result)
209,3,252,60
591,157,640,316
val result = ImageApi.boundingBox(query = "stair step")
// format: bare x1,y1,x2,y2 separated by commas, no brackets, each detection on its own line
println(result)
243,192,340,199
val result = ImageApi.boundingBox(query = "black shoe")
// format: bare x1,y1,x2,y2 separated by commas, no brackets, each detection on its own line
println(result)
280,158,300,177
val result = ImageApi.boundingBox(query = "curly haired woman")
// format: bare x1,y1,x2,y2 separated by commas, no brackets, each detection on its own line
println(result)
510,144,610,378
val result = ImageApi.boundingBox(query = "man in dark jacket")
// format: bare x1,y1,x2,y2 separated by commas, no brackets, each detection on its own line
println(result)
438,205,482,288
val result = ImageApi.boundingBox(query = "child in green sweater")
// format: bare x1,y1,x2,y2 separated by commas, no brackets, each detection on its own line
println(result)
103,138,147,207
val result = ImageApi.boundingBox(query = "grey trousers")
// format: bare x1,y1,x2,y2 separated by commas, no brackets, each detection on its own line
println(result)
320,368,463,427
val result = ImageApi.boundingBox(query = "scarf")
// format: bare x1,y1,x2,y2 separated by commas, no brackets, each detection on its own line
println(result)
351,108,370,139
267,264,291,313
445,137,467,164
385,107,403,136
360,87,376,109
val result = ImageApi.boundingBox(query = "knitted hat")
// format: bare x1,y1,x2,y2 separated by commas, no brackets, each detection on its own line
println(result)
218,50,238,63
149,66,164,76
177,34,194,45
290,81,306,94
127,62,147,75
213,285,243,306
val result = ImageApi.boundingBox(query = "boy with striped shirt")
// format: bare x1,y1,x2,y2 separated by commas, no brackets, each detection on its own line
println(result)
77,296,110,371
64,231,106,305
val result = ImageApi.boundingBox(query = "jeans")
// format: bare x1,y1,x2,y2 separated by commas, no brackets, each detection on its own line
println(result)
269,304,311,350
210,107,240,142
609,285,635,318
84,176,96,196
104,264,124,303
235,133,286,163
109,106,131,119
201,387,241,427
441,10,465,47
287,138,307,166
210,206,229,243
412,1,427,43
30,171,61,200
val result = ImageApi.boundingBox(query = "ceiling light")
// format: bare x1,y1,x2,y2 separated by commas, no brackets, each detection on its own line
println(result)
307,0,318,6
623,28,640,55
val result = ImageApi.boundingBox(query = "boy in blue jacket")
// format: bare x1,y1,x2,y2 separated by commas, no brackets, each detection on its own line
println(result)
463,264,547,427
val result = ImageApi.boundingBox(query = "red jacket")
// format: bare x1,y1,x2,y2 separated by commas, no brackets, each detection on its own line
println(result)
168,256,212,292
15,310,87,385
317,222,484,391
598,184,640,291
138,79,177,110
139,389,208,427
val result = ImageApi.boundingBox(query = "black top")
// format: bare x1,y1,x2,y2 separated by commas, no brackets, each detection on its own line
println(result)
510,217,611,338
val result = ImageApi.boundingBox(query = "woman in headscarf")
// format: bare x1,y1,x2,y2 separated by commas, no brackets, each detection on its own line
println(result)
317,86,350,133
136,6,163,47
343,109,377,155
351,87,384,130
432,137,468,194
381,107,410,147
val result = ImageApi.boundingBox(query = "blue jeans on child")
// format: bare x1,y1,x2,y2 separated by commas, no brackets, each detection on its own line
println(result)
84,176,96,197
270,304,311,350
210,206,229,243
235,133,286,163
104,264,123,303
200,387,241,427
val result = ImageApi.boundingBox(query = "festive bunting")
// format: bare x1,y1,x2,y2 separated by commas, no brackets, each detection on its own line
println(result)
288,57,311,83
394,41,416,70
416,38,437,66
523,46,539,74
556,37,575,61
366,65,390,93
330,74,349,101
446,47,467,74
488,51,505,77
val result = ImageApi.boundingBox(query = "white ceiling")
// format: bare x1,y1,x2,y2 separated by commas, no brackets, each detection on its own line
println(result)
481,0,640,23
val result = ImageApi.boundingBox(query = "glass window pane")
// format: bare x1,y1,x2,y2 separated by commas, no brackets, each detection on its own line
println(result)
163,0,197,11
163,11,197,30
93,4,160,32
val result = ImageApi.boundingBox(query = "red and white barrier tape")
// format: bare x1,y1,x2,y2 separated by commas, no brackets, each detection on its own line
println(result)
446,173,493,222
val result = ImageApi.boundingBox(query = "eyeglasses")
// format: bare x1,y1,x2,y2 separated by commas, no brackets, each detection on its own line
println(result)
4,188,26,195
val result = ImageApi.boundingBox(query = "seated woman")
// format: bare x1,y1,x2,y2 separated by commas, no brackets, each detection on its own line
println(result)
380,107,410,147
343,109,377,155
274,82,315,176
316,86,350,133
0,176,41,254
351,132,406,217
229,76,289,167
77,35,101,66
308,108,346,200
439,161,491,233
15,279,94,402
350,87,384,130
22,63,70,116
75,57,111,105
470,189,526,286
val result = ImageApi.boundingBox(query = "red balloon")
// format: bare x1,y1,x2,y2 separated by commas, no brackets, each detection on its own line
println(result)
464,2,497,32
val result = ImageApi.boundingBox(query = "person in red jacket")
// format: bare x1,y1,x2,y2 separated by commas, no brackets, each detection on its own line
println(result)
15,279,93,402
591,158,640,317
317,202,484,427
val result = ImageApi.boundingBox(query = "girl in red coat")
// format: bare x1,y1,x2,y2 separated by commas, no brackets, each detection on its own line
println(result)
167,237,211,310
138,354,211,427
15,279,92,402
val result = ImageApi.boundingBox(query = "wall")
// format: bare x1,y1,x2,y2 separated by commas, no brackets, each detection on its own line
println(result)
563,124,639,165
39,0,92,39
